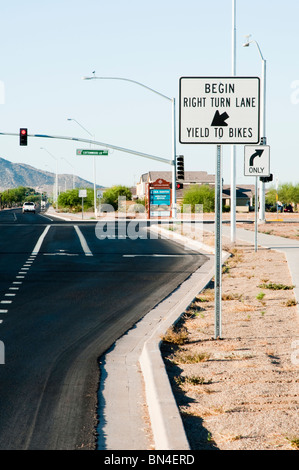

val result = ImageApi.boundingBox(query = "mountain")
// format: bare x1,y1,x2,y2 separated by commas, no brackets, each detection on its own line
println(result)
0,157,104,194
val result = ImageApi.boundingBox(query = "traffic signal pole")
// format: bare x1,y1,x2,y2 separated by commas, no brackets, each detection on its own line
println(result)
0,131,173,166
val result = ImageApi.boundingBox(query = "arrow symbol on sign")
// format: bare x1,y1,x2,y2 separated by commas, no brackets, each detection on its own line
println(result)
249,149,264,166
211,110,229,127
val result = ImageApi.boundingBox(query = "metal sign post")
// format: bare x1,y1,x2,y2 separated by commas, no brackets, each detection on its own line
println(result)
79,189,87,220
255,177,258,252
215,145,223,339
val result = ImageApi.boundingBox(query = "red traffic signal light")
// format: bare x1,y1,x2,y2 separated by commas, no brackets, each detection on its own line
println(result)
176,182,184,190
20,128,28,146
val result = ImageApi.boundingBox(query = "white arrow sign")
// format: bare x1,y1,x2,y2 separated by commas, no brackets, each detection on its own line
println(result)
244,145,270,177
179,77,260,144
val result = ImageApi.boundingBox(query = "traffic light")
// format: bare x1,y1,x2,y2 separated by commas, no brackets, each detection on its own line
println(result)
176,182,184,190
176,155,185,180
19,128,28,146
260,174,273,183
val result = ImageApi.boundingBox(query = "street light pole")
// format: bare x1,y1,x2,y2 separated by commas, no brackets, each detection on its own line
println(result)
67,118,97,218
243,36,267,222
61,156,75,189
231,0,237,243
82,75,177,219
40,147,58,209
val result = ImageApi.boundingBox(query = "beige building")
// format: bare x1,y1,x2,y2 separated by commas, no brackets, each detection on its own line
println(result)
136,171,255,212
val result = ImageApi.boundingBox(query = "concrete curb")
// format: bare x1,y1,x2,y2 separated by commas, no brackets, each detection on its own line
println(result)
139,225,230,450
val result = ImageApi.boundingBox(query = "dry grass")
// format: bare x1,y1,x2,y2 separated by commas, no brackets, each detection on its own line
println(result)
161,234,299,451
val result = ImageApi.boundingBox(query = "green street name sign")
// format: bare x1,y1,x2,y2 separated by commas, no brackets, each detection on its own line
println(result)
76,149,109,156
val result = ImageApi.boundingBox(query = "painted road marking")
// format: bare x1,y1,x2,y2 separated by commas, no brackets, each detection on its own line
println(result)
123,254,186,258
0,230,46,325
32,225,51,255
74,226,93,256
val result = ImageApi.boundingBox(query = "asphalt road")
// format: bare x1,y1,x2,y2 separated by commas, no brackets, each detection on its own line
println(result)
0,208,208,450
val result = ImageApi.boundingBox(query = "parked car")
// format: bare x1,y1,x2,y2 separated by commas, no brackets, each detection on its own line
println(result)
284,204,293,213
22,202,36,214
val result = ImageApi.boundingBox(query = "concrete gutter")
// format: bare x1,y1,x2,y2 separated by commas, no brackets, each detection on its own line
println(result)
138,224,230,450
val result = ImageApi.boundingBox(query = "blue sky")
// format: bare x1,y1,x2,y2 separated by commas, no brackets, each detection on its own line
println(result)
1,0,298,189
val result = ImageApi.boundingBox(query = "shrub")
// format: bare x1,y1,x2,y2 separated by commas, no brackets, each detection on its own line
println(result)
182,184,215,213
101,185,132,211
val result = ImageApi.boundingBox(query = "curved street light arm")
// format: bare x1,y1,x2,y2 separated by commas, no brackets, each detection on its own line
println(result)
82,76,173,102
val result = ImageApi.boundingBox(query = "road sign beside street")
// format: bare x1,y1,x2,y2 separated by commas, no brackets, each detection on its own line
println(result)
244,145,270,177
179,77,260,144
76,149,109,156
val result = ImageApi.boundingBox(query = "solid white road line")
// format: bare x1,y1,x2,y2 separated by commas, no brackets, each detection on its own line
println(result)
74,226,93,256
38,213,53,222
32,225,51,255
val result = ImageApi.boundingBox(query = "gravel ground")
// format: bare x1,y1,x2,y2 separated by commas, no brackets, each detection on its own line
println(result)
161,224,299,451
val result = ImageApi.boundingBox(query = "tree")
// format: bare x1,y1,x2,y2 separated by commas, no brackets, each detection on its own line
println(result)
101,185,132,211
265,187,277,207
278,183,296,205
0,186,38,208
181,184,215,213
58,188,94,211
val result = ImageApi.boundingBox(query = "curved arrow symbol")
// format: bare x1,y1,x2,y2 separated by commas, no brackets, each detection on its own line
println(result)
249,149,264,166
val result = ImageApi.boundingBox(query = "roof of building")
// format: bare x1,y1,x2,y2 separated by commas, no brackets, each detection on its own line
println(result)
223,184,255,199
139,171,215,184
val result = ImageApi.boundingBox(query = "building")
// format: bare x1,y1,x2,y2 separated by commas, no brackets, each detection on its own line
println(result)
136,171,255,212
136,171,215,201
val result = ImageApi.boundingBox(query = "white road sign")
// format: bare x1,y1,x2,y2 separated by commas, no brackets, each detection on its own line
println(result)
244,145,270,177
179,77,260,144
79,190,87,198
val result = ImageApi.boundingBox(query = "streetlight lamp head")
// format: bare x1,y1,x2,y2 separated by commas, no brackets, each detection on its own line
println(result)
243,34,252,47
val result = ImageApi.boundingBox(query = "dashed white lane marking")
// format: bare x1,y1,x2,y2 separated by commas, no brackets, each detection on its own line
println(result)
0,226,51,324
74,225,93,256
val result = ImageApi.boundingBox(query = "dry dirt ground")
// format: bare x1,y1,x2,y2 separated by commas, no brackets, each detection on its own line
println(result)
161,222,299,451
